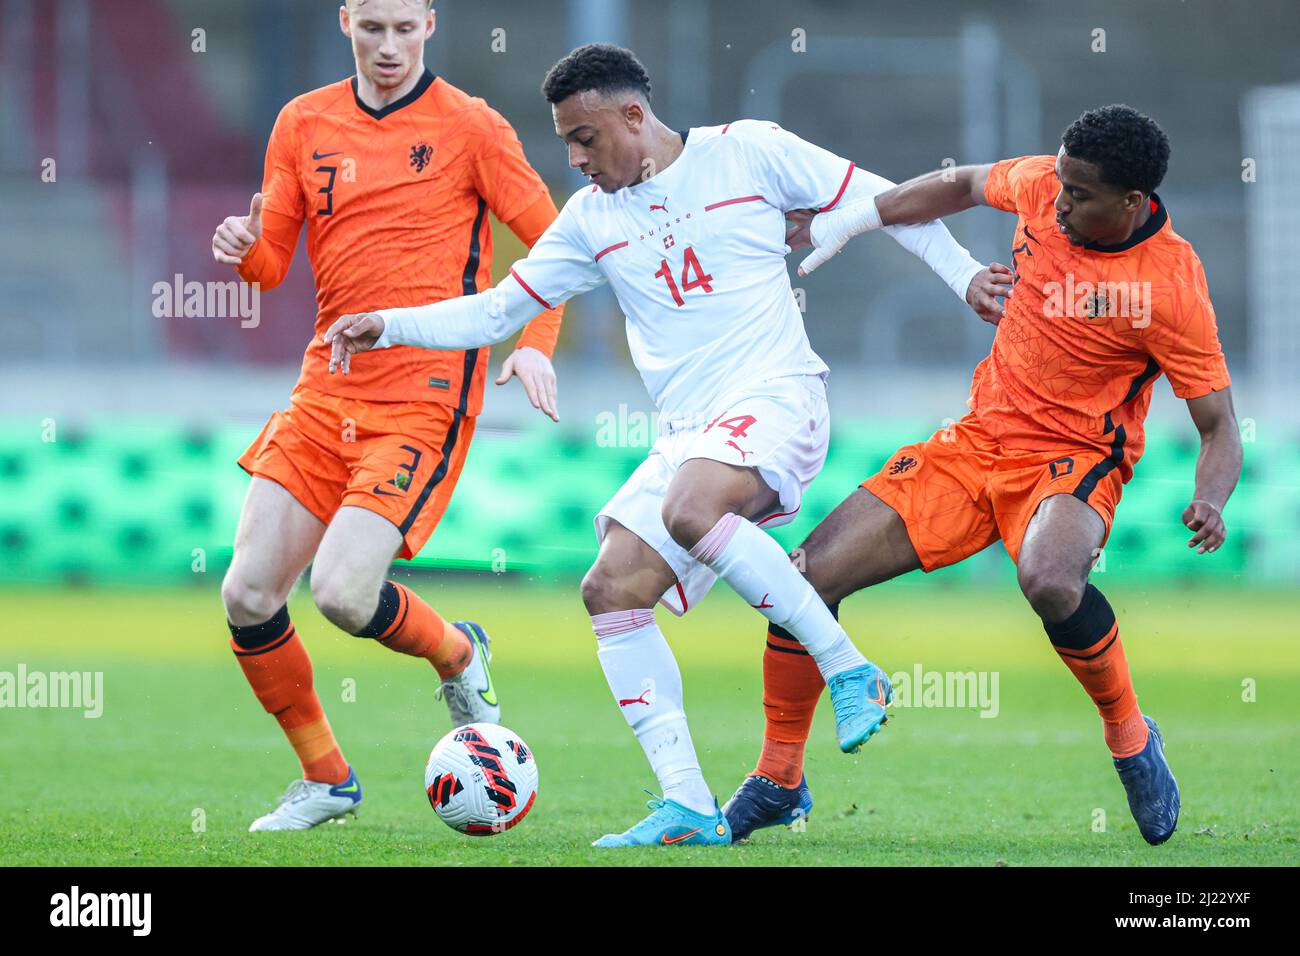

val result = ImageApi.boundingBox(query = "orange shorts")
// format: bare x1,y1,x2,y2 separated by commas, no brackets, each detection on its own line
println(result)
237,387,476,560
861,413,1123,569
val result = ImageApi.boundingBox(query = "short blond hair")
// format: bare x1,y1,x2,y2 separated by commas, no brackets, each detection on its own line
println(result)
344,0,434,9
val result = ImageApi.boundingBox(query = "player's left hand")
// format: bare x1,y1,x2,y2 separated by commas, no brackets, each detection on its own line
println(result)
497,346,559,422
1183,499,1226,554
965,263,1015,326
323,312,385,375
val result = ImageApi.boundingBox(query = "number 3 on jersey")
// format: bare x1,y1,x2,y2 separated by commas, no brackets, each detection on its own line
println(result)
654,246,713,307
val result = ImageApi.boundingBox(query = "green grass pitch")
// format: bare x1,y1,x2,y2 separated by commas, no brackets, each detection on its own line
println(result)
1,578,1295,866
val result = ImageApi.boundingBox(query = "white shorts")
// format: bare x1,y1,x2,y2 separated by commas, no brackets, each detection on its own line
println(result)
594,373,830,616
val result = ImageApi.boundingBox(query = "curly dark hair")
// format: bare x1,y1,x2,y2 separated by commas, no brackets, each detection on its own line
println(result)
542,44,652,105
1061,104,1170,195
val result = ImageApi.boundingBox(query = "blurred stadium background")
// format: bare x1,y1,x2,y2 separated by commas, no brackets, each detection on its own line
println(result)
2,0,1298,589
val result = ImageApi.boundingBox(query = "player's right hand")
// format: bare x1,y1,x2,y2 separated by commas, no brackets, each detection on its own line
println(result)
212,193,264,266
965,262,1015,326
1183,499,1226,554
784,208,816,251
797,213,848,276
323,313,386,375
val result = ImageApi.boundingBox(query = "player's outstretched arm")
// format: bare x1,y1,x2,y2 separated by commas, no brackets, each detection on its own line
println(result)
324,184,603,380
789,164,1012,322
798,163,996,276
1182,388,1243,554
874,163,996,226
322,275,544,375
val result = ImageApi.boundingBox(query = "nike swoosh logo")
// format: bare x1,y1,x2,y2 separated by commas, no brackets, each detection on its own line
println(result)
333,782,359,794
661,827,702,845
313,150,343,160
868,677,888,708
467,624,498,707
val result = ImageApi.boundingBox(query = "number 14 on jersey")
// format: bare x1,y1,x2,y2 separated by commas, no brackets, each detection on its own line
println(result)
653,246,713,307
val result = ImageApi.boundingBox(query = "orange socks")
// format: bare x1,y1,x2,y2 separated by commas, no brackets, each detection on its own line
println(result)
754,621,827,787
229,606,349,785
356,581,471,680
1044,584,1148,758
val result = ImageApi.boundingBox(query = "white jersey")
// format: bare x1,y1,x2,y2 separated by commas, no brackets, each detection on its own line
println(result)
373,120,985,417
511,121,845,422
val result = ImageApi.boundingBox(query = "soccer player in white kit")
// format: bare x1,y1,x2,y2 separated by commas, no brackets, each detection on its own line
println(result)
324,44,1012,846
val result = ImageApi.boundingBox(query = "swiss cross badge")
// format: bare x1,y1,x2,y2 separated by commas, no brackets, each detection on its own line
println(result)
663,234,675,250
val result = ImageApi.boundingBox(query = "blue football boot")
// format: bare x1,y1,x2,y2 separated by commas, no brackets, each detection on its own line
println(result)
722,774,813,842
1114,715,1180,845
827,662,892,753
592,796,732,848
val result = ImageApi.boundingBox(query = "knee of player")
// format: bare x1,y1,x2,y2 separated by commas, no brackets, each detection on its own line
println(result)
580,565,642,616
580,566,614,615
660,498,721,551
309,572,373,634
220,572,283,627
1017,563,1085,621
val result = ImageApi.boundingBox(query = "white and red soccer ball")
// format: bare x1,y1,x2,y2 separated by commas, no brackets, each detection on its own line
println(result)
425,723,538,835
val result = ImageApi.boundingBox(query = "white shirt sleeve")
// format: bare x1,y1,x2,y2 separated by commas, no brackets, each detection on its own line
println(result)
374,192,606,351
831,166,984,301
730,121,982,298
728,119,858,213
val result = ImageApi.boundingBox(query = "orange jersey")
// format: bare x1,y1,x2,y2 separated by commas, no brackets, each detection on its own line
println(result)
237,69,561,414
974,154,1230,481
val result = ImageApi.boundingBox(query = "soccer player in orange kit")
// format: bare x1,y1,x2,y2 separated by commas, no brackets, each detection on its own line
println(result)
210,0,563,830
723,105,1242,846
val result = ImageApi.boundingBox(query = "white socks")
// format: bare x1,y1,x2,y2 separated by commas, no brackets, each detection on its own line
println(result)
591,609,715,815
689,513,867,680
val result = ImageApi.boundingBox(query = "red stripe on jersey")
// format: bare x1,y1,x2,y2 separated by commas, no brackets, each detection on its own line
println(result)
704,195,765,212
721,122,732,135
757,506,800,527
509,267,553,310
594,241,629,261
818,162,856,212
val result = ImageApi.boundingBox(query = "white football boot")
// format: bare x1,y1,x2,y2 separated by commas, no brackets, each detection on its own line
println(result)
435,621,500,726
247,767,362,831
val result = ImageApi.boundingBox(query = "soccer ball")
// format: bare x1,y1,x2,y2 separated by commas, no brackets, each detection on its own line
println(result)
424,722,538,835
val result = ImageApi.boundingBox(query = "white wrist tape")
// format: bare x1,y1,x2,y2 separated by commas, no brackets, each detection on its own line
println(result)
800,196,884,275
